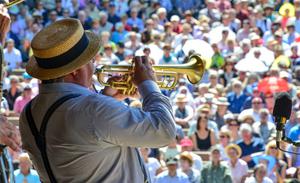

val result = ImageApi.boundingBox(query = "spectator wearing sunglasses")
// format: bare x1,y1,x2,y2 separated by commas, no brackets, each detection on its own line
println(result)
265,140,287,182
221,114,241,143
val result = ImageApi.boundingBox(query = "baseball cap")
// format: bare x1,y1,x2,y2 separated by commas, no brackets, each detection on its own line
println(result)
180,138,193,147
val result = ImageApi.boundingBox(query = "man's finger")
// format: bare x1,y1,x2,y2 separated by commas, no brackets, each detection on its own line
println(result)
3,138,20,151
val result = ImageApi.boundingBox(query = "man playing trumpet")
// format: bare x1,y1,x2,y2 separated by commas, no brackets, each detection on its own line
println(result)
16,17,176,183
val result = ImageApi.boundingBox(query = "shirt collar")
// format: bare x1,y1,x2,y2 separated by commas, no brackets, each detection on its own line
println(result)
39,82,91,95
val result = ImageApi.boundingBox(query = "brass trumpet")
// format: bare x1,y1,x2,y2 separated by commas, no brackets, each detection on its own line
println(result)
96,54,206,95
2,0,24,8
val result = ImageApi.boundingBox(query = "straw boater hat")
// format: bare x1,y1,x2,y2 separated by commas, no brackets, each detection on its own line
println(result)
225,144,242,158
26,18,101,80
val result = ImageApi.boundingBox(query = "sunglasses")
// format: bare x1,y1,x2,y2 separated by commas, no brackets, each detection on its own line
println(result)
220,135,229,139
252,102,261,104
166,157,178,163
270,146,277,149
229,123,239,126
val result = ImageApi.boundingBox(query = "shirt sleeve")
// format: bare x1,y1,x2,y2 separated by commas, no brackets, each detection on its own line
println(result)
91,80,176,147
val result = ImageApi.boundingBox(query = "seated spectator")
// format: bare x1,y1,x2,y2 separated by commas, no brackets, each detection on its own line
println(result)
4,39,22,71
252,109,276,144
140,148,162,183
13,85,33,115
159,44,178,65
160,139,181,162
102,44,120,64
221,114,241,143
207,70,224,94
245,163,273,183
227,80,248,114
201,146,232,183
191,114,216,151
98,11,113,34
225,144,249,183
173,94,194,128
180,138,203,171
217,129,231,160
14,153,40,183
240,97,273,122
285,145,300,168
265,140,287,182
3,75,22,111
155,156,189,183
237,123,265,168
111,22,128,43
188,105,219,138
179,151,200,183
288,115,300,141
213,97,230,129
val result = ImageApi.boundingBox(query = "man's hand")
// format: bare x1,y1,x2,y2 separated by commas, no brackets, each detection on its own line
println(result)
0,115,21,151
102,76,140,101
0,4,10,44
132,56,156,86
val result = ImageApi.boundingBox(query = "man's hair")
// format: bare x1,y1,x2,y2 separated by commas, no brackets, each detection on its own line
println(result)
42,77,64,84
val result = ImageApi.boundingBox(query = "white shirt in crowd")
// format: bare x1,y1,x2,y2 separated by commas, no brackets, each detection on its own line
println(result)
225,159,248,183
245,176,273,183
4,48,22,70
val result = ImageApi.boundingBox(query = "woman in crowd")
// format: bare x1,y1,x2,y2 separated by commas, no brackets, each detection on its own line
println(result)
219,57,237,87
191,114,216,151
265,140,287,183
13,85,33,115
225,144,249,183
4,75,22,111
221,115,241,143
217,129,231,161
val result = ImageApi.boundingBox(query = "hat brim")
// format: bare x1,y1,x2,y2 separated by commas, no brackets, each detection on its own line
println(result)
225,144,242,158
26,31,100,80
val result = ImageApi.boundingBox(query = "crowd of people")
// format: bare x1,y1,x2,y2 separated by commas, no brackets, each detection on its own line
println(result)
2,0,300,182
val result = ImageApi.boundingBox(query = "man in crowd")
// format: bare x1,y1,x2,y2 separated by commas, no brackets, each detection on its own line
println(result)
227,80,248,114
252,108,276,143
155,156,189,183
4,39,22,71
201,146,232,183
237,123,265,168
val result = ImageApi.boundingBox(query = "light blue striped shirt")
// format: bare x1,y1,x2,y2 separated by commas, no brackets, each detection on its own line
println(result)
20,80,176,183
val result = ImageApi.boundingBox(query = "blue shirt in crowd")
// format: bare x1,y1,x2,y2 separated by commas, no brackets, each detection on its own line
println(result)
288,125,300,141
155,170,189,183
227,92,248,114
14,169,40,183
237,137,265,168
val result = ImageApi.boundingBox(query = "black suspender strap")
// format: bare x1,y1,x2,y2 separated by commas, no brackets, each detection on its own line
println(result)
135,148,149,183
25,94,81,183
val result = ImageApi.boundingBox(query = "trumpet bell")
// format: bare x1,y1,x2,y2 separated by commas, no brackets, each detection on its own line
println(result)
95,54,206,95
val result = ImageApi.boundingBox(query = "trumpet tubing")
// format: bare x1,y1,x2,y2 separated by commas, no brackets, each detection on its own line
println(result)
3,0,24,8
96,54,206,95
